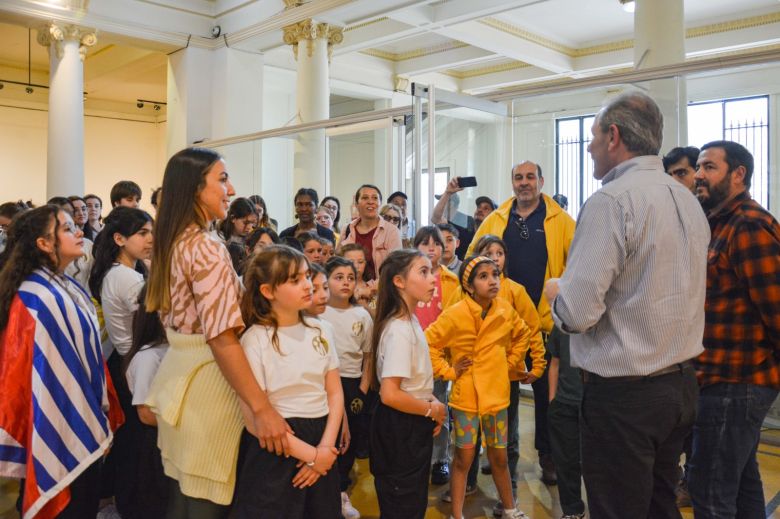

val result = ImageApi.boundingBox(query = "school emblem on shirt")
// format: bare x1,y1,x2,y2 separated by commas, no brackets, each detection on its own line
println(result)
352,321,364,338
312,334,329,356
350,397,364,415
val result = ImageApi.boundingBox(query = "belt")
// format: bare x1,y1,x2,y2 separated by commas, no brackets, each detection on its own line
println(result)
581,361,692,385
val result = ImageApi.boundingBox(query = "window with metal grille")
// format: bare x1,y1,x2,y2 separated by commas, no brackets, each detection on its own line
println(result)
554,95,770,217
688,95,770,209
555,115,598,220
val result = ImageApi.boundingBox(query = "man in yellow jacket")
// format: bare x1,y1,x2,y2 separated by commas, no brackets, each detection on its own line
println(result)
468,161,575,489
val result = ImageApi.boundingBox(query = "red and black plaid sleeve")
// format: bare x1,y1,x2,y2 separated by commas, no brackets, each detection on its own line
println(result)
694,196,780,389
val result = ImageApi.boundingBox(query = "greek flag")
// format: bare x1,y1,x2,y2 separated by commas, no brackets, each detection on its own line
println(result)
0,270,122,518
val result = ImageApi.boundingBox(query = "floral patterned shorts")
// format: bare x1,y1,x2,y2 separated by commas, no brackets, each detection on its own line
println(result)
452,407,508,449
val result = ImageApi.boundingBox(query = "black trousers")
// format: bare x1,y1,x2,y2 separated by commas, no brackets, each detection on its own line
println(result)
338,376,369,491
547,398,585,515
580,366,698,519
370,402,434,519
233,418,341,519
16,461,102,518
57,459,103,519
117,419,170,519
525,349,551,456
102,350,134,500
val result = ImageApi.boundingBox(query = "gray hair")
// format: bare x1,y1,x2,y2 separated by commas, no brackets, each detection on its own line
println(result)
597,91,663,156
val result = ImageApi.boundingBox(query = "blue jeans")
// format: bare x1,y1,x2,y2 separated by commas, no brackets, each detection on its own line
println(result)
689,383,779,519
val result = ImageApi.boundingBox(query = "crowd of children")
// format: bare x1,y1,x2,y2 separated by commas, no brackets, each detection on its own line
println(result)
0,147,559,519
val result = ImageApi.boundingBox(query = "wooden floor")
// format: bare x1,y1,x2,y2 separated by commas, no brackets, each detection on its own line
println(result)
2,397,780,518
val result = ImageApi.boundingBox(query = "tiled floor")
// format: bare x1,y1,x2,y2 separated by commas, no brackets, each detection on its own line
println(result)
3,397,780,518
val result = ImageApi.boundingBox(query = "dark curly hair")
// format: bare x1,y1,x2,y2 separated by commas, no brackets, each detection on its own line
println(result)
0,205,61,331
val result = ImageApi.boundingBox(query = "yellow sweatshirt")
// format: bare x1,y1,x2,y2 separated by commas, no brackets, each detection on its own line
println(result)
466,193,575,333
449,277,547,380
425,297,531,415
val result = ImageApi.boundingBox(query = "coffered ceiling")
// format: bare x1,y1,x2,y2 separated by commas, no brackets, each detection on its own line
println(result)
0,0,778,114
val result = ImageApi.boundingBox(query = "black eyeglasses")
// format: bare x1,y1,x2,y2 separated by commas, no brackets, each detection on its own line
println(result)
382,214,401,225
515,216,529,240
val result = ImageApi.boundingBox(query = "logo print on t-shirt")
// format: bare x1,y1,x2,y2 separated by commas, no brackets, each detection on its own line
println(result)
352,321,364,338
312,334,329,356
350,397,364,415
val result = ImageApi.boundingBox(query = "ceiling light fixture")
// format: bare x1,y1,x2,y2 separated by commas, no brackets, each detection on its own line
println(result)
620,0,635,13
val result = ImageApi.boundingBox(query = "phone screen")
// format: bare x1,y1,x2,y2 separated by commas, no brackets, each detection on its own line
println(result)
457,176,478,188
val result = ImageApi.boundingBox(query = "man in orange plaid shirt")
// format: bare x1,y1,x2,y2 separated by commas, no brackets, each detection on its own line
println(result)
689,140,780,518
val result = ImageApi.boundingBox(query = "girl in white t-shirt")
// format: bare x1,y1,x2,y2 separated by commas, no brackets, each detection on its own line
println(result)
89,207,153,360
306,263,329,317
122,284,169,518
368,249,447,519
339,243,377,316
87,206,153,516
323,256,374,519
235,245,344,518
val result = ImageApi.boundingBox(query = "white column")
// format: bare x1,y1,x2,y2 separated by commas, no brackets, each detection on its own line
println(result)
634,0,687,151
37,23,96,199
283,20,343,196
211,48,264,195
166,47,213,158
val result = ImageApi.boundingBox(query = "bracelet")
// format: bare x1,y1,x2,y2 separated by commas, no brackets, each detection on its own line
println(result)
306,448,318,467
424,401,432,418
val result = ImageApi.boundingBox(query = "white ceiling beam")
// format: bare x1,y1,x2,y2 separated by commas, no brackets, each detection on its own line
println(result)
396,46,498,76
0,0,214,47
216,0,284,37
336,18,420,55
685,21,780,57
431,0,551,26
438,20,572,73
459,65,557,93
573,50,633,75
316,0,433,26
458,18,780,95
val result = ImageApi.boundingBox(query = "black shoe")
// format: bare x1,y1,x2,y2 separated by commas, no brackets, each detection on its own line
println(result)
431,462,450,485
481,463,492,475
540,453,557,486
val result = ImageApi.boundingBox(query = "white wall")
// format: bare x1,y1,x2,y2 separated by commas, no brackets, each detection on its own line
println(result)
329,133,376,224
0,103,166,214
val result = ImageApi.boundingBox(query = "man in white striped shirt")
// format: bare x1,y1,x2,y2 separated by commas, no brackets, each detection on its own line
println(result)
544,91,710,519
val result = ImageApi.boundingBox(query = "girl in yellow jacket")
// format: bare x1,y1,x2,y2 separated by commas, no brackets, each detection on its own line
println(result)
425,256,532,519
473,233,547,492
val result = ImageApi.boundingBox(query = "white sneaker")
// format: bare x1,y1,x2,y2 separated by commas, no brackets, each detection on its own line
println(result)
341,491,361,519
502,508,529,519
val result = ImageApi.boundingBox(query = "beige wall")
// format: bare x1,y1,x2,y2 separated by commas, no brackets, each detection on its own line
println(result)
0,104,166,215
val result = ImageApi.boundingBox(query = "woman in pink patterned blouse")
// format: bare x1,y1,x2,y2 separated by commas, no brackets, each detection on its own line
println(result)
144,148,291,517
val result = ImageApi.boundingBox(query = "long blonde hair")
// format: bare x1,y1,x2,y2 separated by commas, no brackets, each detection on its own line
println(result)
145,148,220,314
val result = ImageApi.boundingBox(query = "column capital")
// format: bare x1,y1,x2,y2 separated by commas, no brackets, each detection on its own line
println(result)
282,19,343,61
37,23,97,61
